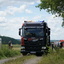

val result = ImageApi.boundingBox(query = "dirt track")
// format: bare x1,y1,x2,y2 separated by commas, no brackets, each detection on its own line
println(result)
0,55,42,64
23,56,42,64
0,55,22,64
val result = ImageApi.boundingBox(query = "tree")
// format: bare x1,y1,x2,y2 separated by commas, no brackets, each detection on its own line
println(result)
37,0,64,26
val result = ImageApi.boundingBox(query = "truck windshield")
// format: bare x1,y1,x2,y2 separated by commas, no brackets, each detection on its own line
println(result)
23,28,44,37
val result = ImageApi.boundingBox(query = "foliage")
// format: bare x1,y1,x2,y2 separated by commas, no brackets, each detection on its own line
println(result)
0,45,21,59
38,0,64,17
0,36,20,44
37,0,64,26
0,50,6,59
38,48,64,64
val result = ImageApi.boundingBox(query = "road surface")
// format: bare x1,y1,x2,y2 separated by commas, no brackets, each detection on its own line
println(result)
23,56,42,64
0,55,22,64
0,55,42,64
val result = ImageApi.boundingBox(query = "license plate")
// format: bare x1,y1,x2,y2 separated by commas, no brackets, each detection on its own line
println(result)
32,39,38,42
30,51,36,53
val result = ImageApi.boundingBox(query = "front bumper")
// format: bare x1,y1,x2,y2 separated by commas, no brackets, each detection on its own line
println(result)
21,50,46,54
21,46,47,54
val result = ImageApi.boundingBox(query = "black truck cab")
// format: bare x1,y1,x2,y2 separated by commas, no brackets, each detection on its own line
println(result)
19,21,50,56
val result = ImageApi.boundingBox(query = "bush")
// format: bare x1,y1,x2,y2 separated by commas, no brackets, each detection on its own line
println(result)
38,48,64,64
0,45,21,59
0,49,5,59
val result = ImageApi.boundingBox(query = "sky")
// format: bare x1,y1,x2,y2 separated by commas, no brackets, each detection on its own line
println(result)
0,0,64,40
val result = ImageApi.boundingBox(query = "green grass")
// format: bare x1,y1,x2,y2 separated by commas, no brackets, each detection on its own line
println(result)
0,44,21,59
38,48,64,64
13,44,21,50
4,55,35,64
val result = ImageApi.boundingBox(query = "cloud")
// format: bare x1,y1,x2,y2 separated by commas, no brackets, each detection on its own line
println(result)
0,5,27,16
6,5,27,15
0,4,33,16
25,9,32,13
0,16,28,39
0,17,7,23
36,0,41,3
46,15,64,40
0,23,7,27
0,11,6,16
0,17,28,29
0,0,40,7
0,17,7,28
33,15,42,21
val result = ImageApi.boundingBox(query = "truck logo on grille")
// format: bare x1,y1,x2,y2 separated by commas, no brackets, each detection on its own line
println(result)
32,39,38,42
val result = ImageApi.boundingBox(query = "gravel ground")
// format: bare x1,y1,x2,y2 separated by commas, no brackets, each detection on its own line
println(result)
23,56,42,64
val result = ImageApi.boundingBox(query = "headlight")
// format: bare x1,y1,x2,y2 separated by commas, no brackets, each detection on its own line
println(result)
42,47,46,49
40,38,43,40
21,46,25,49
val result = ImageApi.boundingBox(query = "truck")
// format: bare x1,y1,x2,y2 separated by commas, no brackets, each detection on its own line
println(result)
59,40,64,48
19,21,50,56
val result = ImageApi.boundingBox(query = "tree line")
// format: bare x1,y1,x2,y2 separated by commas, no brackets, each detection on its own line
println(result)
0,36,20,44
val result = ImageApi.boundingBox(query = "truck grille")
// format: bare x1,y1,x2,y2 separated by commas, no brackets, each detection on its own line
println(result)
24,40,45,51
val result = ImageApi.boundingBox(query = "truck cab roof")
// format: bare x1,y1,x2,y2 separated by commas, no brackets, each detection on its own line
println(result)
23,21,47,26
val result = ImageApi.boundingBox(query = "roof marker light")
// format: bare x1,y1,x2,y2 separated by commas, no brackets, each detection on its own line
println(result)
36,20,44,22
24,21,34,22
28,21,34,22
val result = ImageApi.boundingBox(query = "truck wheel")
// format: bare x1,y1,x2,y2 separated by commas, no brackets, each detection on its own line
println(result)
22,53,27,56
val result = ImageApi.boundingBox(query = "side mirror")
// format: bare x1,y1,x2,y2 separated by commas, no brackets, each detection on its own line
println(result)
19,28,22,36
48,28,50,35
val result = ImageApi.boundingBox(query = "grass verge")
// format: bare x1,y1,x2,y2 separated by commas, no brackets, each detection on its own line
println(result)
38,48,64,64
0,45,21,59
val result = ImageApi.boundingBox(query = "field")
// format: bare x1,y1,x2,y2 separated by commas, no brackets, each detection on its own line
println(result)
0,44,21,59
12,44,21,50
